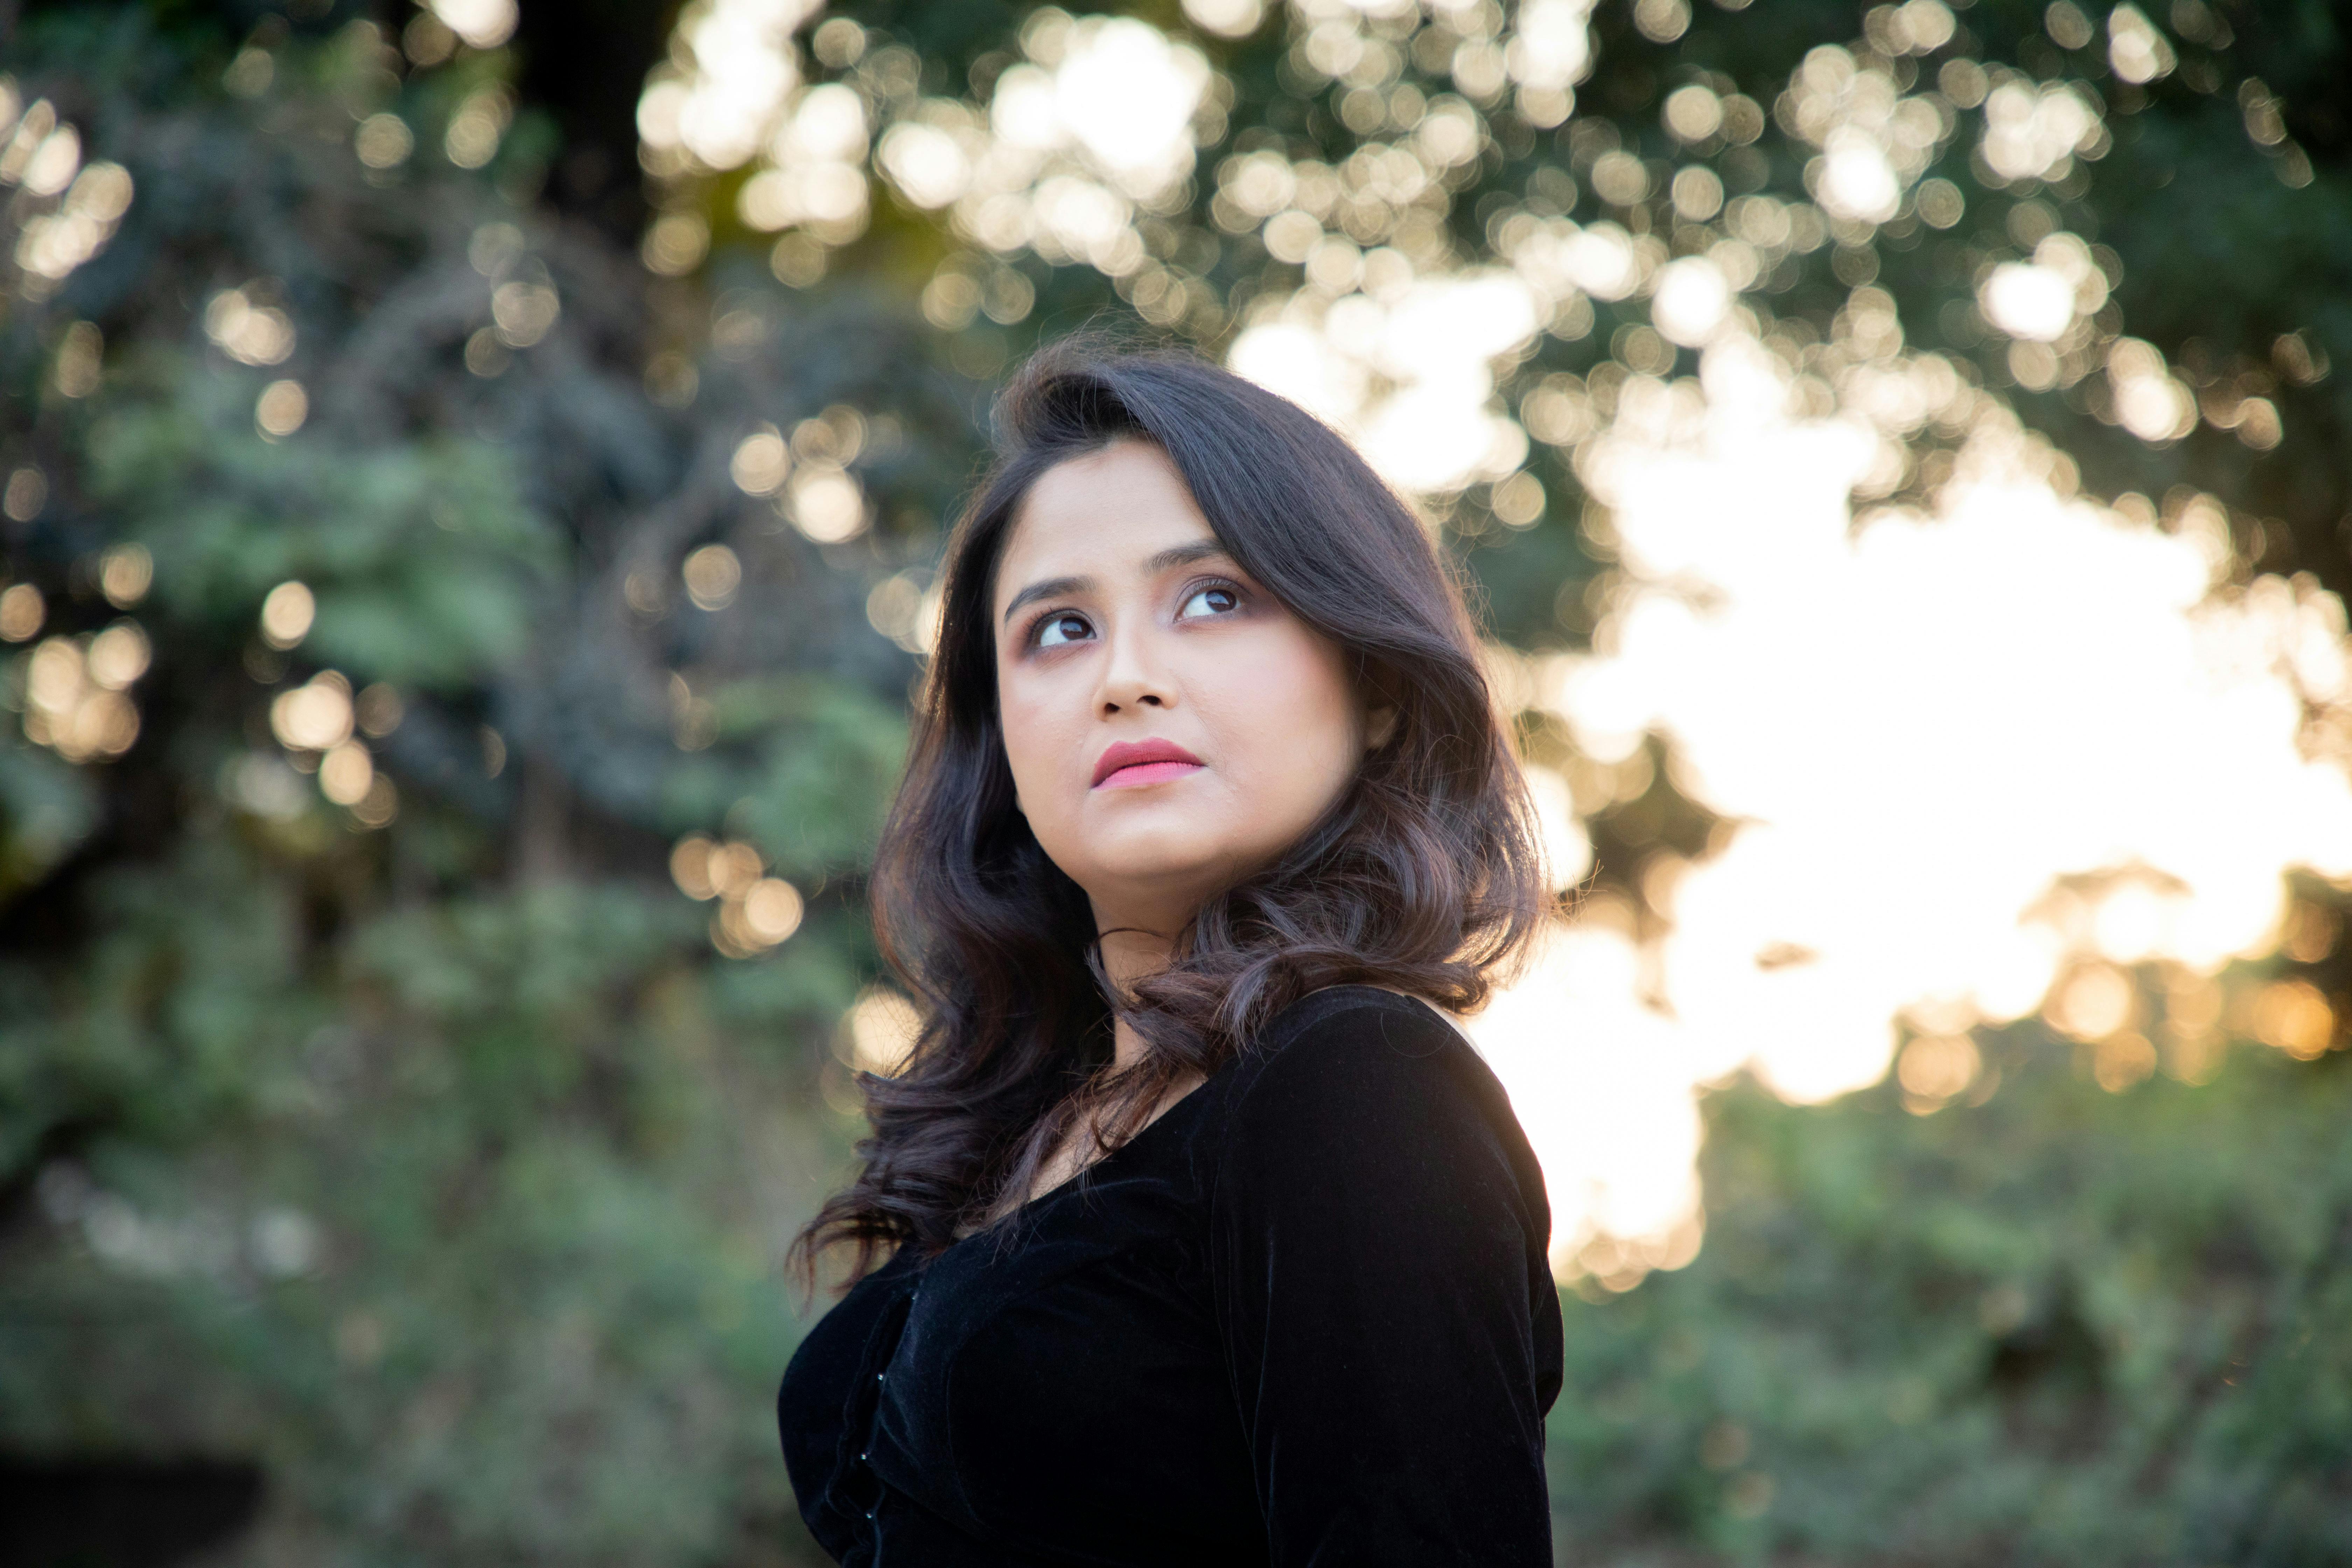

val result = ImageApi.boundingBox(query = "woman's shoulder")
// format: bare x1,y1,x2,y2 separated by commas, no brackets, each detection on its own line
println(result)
1207,983,1521,1156
1250,982,1483,1078
1262,981,1461,1045
1194,981,1553,1265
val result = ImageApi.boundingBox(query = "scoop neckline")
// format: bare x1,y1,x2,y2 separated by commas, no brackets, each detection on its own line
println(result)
953,1059,1221,1244
944,985,1434,1250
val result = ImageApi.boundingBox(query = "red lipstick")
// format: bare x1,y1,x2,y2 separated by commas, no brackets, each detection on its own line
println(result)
1091,738,1204,790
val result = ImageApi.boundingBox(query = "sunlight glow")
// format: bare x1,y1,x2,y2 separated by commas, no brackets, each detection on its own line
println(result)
1050,18,1209,182
1981,260,2074,342
1468,927,1703,1281
1782,47,1953,224
1466,300,2352,1280
1979,78,2105,184
650,5,1209,287
1232,270,1544,493
654,0,824,171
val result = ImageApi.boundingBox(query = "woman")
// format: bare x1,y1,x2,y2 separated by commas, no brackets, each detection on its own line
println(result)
778,343,1563,1565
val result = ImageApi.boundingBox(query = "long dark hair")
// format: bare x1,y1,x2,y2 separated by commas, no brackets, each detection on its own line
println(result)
792,341,1547,1287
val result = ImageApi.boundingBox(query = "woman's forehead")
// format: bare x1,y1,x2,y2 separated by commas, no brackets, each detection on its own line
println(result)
994,444,1225,602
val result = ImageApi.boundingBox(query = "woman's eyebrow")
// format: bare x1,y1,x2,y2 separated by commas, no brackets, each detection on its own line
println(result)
1000,574,1092,626
1142,540,1232,574
997,542,1232,626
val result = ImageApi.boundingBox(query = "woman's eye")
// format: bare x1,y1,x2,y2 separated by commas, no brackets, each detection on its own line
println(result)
1178,584,1241,620
1034,611,1093,648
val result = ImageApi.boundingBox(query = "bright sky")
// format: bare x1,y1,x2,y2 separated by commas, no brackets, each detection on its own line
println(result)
1470,336,2352,1275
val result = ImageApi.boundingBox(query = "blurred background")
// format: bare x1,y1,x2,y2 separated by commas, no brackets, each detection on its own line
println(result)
2,0,2348,1561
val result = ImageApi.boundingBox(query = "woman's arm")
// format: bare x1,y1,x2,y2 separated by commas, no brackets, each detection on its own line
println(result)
1210,996,1562,1566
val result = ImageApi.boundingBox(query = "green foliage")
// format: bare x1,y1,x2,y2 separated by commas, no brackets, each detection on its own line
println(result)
1549,1040,2352,1564
0,6,948,1561
1,843,830,1564
89,365,555,685
666,677,909,874
0,733,94,896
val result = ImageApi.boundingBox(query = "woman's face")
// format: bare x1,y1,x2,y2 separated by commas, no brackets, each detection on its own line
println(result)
991,440,1375,938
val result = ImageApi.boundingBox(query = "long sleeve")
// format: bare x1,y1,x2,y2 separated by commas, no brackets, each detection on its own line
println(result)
1209,995,1563,1566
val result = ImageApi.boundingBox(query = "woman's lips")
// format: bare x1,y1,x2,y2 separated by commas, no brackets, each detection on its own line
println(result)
1092,738,1204,789
1097,760,1201,790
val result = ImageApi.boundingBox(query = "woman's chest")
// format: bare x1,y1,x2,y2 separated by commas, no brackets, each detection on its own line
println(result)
867,1170,1260,1556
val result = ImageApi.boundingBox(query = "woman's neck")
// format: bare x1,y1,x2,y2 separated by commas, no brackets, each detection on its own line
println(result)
1096,923,1174,1072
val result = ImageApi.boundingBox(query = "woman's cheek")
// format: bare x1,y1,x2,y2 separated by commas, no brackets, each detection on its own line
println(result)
999,701,1054,820
1008,705,1087,850
1237,642,1358,784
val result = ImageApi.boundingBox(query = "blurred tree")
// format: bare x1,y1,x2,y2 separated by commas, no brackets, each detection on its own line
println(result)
1548,1037,2352,1565
3,0,2351,1564
0,2,973,1561
509,0,679,239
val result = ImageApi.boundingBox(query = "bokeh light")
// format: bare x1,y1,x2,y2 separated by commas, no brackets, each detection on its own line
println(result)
270,671,355,752
259,580,315,649
22,632,142,761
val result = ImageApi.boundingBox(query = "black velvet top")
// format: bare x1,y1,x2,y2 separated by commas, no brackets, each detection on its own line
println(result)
776,986,1564,1566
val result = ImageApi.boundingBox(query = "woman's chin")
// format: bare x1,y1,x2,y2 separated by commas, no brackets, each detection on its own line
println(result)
1077,837,1245,910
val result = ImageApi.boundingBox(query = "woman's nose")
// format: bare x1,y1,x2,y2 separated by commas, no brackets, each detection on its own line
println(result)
1096,618,1174,715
